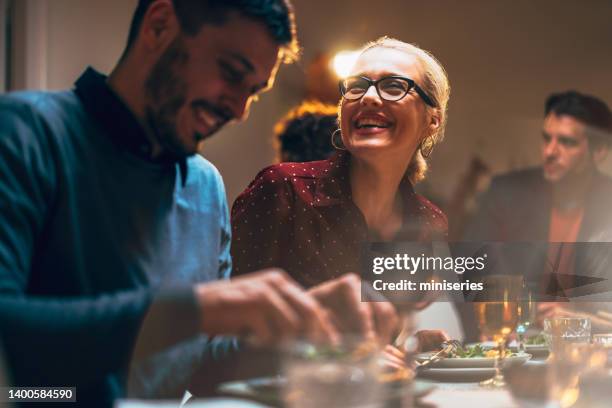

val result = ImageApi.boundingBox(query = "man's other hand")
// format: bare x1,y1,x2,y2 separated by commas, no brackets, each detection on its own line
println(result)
308,273,400,344
195,269,338,345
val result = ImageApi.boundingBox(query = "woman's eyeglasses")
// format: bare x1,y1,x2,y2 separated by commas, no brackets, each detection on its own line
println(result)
339,75,436,107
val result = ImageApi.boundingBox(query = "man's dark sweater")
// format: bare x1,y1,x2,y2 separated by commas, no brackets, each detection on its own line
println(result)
0,68,232,406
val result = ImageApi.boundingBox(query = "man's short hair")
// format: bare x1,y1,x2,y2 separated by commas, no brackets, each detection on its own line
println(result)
545,90,612,148
125,0,299,62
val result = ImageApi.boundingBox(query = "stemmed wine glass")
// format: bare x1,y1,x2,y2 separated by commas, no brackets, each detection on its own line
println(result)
473,275,523,388
517,283,536,354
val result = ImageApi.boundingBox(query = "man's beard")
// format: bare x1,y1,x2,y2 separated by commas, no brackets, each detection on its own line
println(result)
144,36,193,158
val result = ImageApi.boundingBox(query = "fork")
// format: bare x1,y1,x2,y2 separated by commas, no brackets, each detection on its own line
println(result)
414,339,461,370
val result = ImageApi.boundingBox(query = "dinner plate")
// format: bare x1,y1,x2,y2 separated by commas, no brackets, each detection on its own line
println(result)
508,341,549,358
416,367,496,383
217,376,436,406
509,345,548,359
415,352,531,368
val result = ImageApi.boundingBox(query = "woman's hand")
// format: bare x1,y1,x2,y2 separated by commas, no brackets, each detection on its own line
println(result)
415,329,450,352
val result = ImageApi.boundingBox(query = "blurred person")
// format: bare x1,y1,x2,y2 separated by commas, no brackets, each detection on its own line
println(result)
464,90,612,335
274,100,337,163
466,91,612,243
0,345,8,404
0,0,398,406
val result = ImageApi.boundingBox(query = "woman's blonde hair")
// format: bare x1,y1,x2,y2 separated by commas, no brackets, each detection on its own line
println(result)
344,37,450,184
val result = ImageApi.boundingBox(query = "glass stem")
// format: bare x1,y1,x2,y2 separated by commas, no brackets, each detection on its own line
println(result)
518,325,526,354
495,339,504,380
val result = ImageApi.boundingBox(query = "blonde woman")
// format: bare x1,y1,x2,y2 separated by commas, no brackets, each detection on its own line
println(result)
232,37,451,289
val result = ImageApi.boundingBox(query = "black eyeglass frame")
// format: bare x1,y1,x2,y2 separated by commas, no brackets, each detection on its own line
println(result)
339,75,436,107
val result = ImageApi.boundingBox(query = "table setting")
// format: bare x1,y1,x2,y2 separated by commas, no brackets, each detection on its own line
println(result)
117,276,612,408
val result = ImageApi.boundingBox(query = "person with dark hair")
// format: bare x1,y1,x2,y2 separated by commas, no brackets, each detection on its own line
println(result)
274,100,338,163
462,90,612,338
466,90,612,242
0,1,398,406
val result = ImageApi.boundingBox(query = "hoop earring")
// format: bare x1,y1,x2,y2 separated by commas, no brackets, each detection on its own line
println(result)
331,128,346,151
420,135,435,158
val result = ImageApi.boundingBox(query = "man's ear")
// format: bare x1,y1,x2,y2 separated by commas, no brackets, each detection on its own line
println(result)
593,144,609,165
139,0,179,53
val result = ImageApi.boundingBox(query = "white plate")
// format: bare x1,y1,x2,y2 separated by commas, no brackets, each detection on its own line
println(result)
509,344,549,358
415,352,531,368
417,367,496,382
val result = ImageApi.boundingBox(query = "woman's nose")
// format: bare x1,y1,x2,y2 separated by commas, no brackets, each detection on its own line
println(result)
360,85,382,105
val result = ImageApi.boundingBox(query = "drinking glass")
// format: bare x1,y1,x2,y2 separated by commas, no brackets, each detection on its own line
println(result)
592,333,612,369
507,343,608,408
548,342,607,408
283,340,383,408
473,275,523,388
516,284,536,354
543,317,591,358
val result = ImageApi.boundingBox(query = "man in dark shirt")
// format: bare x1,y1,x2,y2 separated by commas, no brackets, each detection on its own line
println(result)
466,91,612,244
0,0,398,406
462,91,612,337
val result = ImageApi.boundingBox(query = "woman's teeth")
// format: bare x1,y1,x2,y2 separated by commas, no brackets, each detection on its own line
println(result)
355,119,390,129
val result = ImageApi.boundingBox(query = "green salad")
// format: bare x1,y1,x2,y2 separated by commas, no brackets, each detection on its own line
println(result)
449,344,515,358
525,333,546,345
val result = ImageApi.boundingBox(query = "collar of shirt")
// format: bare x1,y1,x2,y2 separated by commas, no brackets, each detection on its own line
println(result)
311,151,427,240
74,67,188,185
314,150,419,211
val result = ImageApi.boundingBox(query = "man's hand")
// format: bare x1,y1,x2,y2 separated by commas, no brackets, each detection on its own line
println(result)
308,273,400,344
195,270,338,345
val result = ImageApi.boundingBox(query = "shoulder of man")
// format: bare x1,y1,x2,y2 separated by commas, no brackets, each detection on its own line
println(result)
487,167,544,195
0,91,79,167
186,154,223,185
489,166,543,187
1,90,80,121
0,90,83,144
183,154,228,206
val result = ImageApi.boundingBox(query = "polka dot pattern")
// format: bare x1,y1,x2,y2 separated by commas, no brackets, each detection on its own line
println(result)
231,152,449,288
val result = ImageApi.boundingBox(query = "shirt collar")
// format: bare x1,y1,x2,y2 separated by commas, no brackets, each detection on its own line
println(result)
74,67,188,185
315,150,418,209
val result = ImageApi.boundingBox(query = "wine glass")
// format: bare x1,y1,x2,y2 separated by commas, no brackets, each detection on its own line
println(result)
473,275,523,388
516,284,536,354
